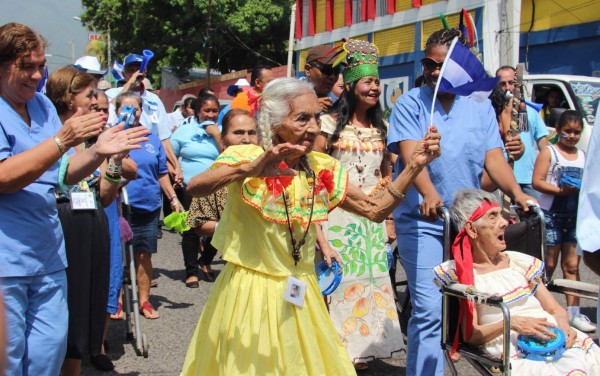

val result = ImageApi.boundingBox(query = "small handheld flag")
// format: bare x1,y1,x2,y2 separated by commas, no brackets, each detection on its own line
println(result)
112,61,124,82
429,37,498,125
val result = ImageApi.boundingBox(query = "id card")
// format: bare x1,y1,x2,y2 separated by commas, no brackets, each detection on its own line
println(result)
284,276,307,307
70,191,97,210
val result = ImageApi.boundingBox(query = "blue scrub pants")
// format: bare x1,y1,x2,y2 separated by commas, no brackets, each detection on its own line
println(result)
2,270,69,376
398,230,445,376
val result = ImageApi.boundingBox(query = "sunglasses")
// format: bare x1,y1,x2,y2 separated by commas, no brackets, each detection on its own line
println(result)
421,57,444,71
498,80,516,87
311,62,340,77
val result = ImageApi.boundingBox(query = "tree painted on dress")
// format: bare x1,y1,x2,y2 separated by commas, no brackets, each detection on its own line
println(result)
328,215,397,342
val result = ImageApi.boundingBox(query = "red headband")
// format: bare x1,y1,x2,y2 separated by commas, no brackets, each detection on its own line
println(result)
451,200,499,354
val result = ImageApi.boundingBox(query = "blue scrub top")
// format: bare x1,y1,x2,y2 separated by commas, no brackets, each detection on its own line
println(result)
0,93,67,277
514,106,548,184
170,116,221,185
127,132,168,213
387,86,503,235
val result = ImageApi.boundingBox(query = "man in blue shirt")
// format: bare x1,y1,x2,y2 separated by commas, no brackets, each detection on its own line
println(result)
496,66,549,198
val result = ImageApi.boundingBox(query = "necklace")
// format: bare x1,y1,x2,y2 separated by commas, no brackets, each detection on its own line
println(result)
281,156,315,265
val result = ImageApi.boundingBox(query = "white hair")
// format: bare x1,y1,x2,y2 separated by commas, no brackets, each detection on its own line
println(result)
450,189,498,231
258,78,316,148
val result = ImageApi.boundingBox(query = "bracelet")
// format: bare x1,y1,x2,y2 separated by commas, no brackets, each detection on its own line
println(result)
106,159,123,176
387,185,406,201
53,136,66,154
103,172,121,184
168,194,177,202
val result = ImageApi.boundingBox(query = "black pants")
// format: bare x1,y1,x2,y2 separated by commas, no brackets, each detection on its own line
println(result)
181,188,217,278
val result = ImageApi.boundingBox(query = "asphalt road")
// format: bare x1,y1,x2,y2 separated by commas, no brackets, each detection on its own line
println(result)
81,229,599,376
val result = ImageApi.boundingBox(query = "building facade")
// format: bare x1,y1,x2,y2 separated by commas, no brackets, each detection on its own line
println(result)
294,0,600,109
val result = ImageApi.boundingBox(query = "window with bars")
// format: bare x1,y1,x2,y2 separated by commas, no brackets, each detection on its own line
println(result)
302,0,310,36
352,0,362,24
376,0,388,17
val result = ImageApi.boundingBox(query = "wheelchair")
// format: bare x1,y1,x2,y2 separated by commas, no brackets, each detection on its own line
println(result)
437,205,599,376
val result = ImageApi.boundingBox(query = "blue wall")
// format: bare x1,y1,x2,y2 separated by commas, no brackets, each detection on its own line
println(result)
519,21,600,76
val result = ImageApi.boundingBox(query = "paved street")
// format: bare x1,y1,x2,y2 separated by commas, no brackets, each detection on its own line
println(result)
82,228,599,376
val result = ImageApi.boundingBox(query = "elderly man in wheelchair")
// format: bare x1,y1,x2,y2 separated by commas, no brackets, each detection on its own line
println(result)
433,189,600,375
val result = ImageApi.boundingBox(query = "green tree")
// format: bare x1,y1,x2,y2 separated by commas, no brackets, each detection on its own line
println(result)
80,0,291,85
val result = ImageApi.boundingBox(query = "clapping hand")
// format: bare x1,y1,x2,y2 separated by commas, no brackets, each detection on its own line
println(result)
58,108,106,148
94,123,149,158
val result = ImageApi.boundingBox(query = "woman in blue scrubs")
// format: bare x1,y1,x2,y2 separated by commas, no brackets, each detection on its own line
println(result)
0,23,148,376
387,28,536,376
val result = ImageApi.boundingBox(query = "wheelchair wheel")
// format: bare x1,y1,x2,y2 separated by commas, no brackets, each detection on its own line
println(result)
389,245,412,339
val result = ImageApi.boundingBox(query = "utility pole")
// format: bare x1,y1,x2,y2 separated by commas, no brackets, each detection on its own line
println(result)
206,0,212,88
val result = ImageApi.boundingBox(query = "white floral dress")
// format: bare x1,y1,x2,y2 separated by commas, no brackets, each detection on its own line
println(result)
320,115,404,363
433,251,600,375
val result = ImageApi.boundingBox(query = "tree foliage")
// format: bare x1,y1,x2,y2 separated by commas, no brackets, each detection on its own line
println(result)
80,0,292,83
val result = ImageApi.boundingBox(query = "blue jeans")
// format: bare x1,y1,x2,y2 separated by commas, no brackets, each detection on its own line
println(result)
398,230,445,376
2,270,69,376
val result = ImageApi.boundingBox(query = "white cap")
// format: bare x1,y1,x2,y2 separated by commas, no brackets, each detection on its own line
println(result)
74,56,108,76
227,78,250,97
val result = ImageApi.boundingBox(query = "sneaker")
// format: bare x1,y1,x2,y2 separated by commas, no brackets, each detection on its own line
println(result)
570,314,596,333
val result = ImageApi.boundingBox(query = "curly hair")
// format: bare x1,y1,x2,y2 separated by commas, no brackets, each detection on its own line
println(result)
46,65,96,116
325,80,387,154
425,28,468,54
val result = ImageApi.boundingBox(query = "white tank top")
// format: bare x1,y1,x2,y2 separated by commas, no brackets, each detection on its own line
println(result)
539,145,585,211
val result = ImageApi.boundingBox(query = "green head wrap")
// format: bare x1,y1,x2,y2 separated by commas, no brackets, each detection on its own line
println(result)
335,39,379,84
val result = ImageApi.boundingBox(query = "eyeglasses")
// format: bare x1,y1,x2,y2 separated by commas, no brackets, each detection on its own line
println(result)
498,80,516,87
421,57,444,71
310,62,340,77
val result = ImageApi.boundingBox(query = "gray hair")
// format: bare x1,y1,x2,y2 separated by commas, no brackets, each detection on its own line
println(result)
450,189,498,231
115,90,142,111
258,78,316,148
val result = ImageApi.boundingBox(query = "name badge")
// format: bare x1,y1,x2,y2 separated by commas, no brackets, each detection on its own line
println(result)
70,191,97,210
150,112,159,124
284,276,307,307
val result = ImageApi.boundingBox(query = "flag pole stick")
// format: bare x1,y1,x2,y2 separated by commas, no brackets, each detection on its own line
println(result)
429,37,458,127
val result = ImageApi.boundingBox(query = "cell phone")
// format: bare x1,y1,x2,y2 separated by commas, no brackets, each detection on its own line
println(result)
117,105,136,130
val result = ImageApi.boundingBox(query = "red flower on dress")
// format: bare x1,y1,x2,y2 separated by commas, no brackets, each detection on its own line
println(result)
316,169,335,194
265,161,293,197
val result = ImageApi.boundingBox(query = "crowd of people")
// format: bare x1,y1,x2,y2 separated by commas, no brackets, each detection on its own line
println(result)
0,20,599,376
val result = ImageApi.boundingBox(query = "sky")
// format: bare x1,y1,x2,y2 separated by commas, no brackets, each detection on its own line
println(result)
0,0,91,72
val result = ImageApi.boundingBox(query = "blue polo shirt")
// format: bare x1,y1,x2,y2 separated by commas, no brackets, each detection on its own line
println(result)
0,93,67,277
170,117,221,185
126,132,168,213
388,86,503,235
514,106,548,184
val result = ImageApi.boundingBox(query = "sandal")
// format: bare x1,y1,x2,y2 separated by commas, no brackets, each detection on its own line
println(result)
110,303,125,320
140,301,160,319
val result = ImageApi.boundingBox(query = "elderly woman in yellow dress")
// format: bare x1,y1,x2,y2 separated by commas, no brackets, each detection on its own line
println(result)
433,189,600,375
180,77,441,375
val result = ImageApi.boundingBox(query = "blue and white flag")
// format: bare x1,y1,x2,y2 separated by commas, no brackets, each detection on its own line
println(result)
435,37,498,102
36,66,48,94
112,60,124,81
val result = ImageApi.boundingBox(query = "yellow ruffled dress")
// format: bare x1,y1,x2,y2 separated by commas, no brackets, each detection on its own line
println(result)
181,145,356,376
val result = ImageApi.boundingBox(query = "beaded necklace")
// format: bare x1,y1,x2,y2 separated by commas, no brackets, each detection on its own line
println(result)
281,156,316,265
